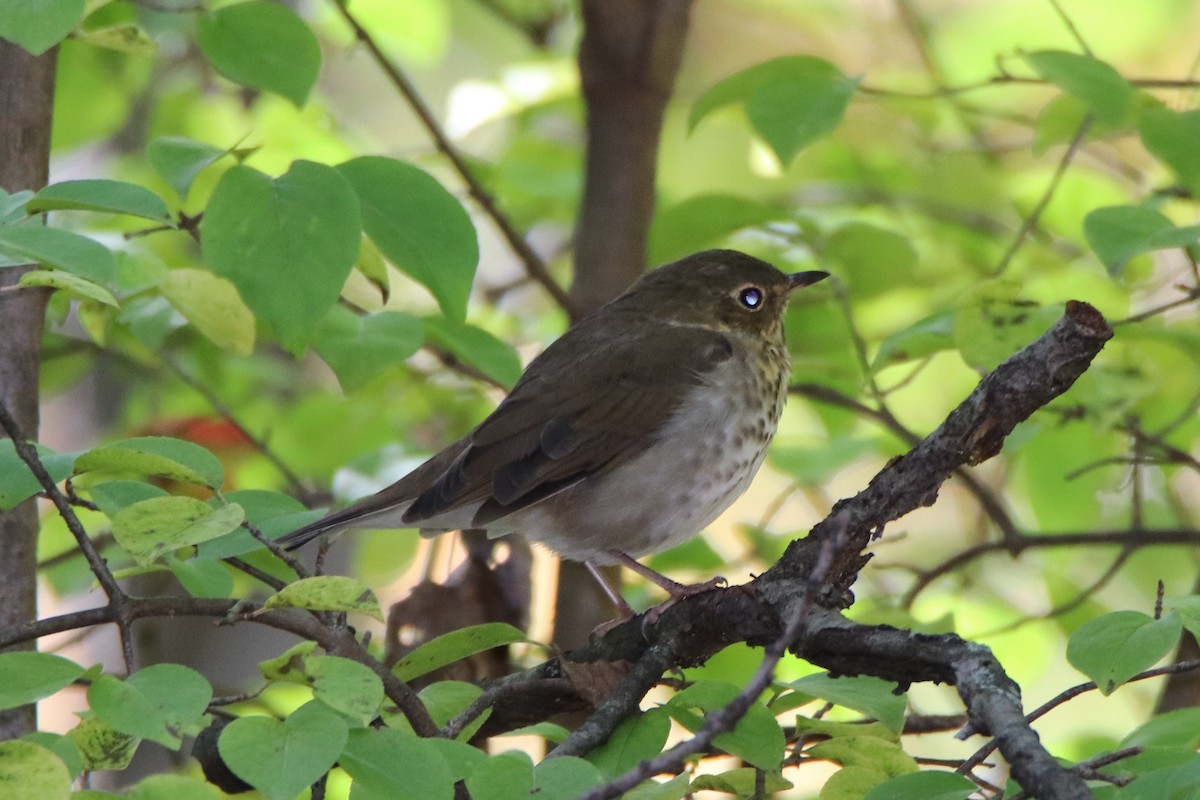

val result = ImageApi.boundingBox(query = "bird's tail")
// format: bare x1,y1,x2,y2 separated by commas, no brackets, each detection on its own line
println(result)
276,518,338,551
277,499,415,551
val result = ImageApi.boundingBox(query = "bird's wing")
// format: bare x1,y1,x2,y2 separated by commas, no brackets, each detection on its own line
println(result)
279,317,734,549
403,318,735,526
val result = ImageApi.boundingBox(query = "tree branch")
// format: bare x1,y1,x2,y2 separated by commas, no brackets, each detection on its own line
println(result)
430,301,1111,800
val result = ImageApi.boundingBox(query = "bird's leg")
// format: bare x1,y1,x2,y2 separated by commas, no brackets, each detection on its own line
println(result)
585,559,637,619
609,550,726,625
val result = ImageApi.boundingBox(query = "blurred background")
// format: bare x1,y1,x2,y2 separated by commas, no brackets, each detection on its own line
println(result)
18,0,1200,794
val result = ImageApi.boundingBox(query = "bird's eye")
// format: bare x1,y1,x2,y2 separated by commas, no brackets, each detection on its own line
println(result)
737,286,764,310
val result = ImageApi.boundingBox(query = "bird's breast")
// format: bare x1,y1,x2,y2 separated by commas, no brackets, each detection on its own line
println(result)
509,341,791,563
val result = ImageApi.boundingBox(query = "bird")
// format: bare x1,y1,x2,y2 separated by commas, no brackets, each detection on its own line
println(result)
279,249,828,617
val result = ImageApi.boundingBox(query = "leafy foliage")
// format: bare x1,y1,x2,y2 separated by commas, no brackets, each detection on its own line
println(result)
2,1,1200,799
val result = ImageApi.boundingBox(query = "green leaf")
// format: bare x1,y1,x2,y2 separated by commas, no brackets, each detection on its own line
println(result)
497,721,571,743
417,681,484,730
787,672,908,733
195,490,319,560
647,194,783,265
666,681,785,771
74,436,225,488
0,0,85,56
871,311,956,372
863,770,977,800
1024,50,1134,126
200,161,361,354
89,480,168,517
161,268,256,356
1,189,35,222
167,556,234,598
392,622,527,682
0,740,71,800
196,0,321,106
313,307,424,392
20,733,81,779
19,269,118,307
66,717,138,771
624,773,691,800
464,751,533,800
1032,93,1115,156
425,738,486,783
127,774,223,800
258,641,319,683
421,316,522,389
825,222,917,298
953,281,1060,373
0,440,76,511
265,576,384,621
691,769,792,796
0,652,85,711
340,727,454,800
77,23,158,59
1084,205,1200,275
466,750,602,800
147,137,226,200
690,55,858,165
111,497,245,566
0,225,116,283
1121,707,1200,749
528,757,603,799
26,180,171,222
1169,596,1200,643
1067,610,1183,694
338,157,479,321
218,701,348,800
809,736,916,775
87,664,213,749
586,708,671,780
1140,107,1200,195
307,655,385,723
354,235,390,302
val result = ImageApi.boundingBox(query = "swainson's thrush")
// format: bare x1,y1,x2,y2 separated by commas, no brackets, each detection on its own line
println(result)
281,250,828,614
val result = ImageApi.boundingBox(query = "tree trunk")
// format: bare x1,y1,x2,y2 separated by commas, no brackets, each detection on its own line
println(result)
557,0,693,648
0,40,57,739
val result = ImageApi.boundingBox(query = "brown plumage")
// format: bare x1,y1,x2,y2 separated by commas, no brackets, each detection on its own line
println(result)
280,250,827,608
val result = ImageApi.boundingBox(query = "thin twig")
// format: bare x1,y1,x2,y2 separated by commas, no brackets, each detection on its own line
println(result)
902,528,1200,606
328,0,577,318
991,116,1093,276
858,75,1200,99
161,355,312,500
959,660,1200,773
1045,0,1094,56
0,399,138,673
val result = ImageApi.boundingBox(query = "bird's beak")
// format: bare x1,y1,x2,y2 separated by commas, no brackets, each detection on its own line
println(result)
787,271,830,292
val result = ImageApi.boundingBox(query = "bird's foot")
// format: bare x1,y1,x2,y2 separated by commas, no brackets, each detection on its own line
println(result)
641,575,727,627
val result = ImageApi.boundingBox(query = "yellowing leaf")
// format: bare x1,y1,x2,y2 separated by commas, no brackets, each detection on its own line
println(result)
162,268,255,355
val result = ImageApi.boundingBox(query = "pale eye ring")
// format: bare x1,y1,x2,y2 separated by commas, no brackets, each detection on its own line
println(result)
738,286,764,310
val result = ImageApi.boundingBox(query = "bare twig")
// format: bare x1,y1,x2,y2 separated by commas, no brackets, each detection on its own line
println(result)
902,528,1200,607
328,0,576,317
161,355,312,500
0,399,138,672
991,116,1093,276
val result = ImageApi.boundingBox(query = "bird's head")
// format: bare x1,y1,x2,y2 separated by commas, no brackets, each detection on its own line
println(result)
617,249,828,337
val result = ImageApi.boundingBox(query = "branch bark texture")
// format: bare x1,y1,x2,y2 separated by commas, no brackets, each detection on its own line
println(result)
482,302,1112,800
0,39,57,739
